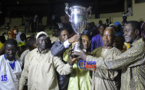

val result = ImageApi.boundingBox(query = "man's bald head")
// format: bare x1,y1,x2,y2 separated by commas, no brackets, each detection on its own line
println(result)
105,27,116,38
102,27,116,48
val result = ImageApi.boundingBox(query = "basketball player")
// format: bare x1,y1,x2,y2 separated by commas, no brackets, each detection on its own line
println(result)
0,39,22,90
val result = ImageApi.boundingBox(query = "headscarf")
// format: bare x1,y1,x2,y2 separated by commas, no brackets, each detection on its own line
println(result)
114,22,124,37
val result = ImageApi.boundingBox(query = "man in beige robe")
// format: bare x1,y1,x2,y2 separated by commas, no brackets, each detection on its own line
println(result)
74,21,145,90
19,31,76,90
89,27,121,90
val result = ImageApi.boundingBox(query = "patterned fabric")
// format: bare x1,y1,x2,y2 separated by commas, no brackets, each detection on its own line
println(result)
86,38,145,90
90,47,121,90
63,48,92,90
91,34,104,52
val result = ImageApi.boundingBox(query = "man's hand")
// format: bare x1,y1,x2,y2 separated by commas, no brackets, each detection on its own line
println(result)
68,56,77,66
72,50,87,60
68,34,80,43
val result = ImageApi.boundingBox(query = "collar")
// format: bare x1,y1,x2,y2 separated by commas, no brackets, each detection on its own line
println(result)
130,38,143,48
36,48,49,54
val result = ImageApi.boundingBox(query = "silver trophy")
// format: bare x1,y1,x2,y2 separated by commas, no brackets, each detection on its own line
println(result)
65,3,91,53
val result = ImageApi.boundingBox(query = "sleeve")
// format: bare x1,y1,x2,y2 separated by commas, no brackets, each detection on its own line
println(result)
91,37,95,52
19,53,31,90
86,42,145,70
53,55,72,75
63,40,71,48
50,41,67,56
129,57,145,67
90,47,101,56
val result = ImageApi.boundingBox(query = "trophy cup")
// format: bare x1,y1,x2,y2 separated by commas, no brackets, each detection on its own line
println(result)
65,3,91,53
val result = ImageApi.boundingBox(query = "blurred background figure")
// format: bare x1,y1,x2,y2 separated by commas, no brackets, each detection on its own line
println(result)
91,24,105,51
113,36,125,53
24,16,31,33
114,21,124,37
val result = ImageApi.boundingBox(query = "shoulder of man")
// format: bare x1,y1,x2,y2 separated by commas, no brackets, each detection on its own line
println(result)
112,47,122,53
51,41,66,49
111,47,122,58
0,54,4,64
25,48,37,58
53,41,61,45
90,47,103,55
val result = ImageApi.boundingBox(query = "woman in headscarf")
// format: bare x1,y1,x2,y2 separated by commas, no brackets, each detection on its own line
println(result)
114,22,124,37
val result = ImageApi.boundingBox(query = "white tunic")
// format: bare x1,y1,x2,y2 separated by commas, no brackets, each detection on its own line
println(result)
0,55,22,90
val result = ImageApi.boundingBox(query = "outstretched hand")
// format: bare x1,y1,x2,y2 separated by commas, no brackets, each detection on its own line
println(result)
72,50,87,60
68,56,77,66
68,34,80,43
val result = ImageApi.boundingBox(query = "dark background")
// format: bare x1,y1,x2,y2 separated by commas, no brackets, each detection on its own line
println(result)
0,0,124,17
0,0,125,26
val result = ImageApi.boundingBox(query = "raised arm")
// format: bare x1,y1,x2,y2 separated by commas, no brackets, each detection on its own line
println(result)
51,41,68,56
51,35,80,56
74,39,145,70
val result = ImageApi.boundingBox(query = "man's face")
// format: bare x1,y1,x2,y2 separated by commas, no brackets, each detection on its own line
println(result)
5,44,17,60
81,35,90,49
59,30,69,42
115,25,120,32
37,36,48,51
123,24,136,43
102,29,114,47
98,26,105,35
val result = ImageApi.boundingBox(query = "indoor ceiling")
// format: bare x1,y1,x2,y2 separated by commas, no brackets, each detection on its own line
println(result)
0,0,124,17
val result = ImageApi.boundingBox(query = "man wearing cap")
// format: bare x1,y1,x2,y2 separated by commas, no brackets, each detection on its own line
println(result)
19,31,75,90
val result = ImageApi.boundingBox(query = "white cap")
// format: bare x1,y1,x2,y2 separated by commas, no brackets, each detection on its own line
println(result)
36,31,48,39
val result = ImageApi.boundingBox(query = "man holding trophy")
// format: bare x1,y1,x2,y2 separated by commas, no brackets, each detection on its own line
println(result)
50,3,92,90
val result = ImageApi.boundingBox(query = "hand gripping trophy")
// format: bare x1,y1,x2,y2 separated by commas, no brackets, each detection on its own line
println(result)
65,3,91,54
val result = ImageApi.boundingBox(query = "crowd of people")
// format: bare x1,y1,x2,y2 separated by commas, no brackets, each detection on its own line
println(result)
0,19,145,90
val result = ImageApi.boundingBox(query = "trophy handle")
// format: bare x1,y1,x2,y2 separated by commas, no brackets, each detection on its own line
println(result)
86,6,92,18
65,3,71,18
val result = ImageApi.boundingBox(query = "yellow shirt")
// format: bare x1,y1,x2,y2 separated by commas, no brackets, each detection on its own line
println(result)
124,42,130,50
0,42,4,49
63,48,92,90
